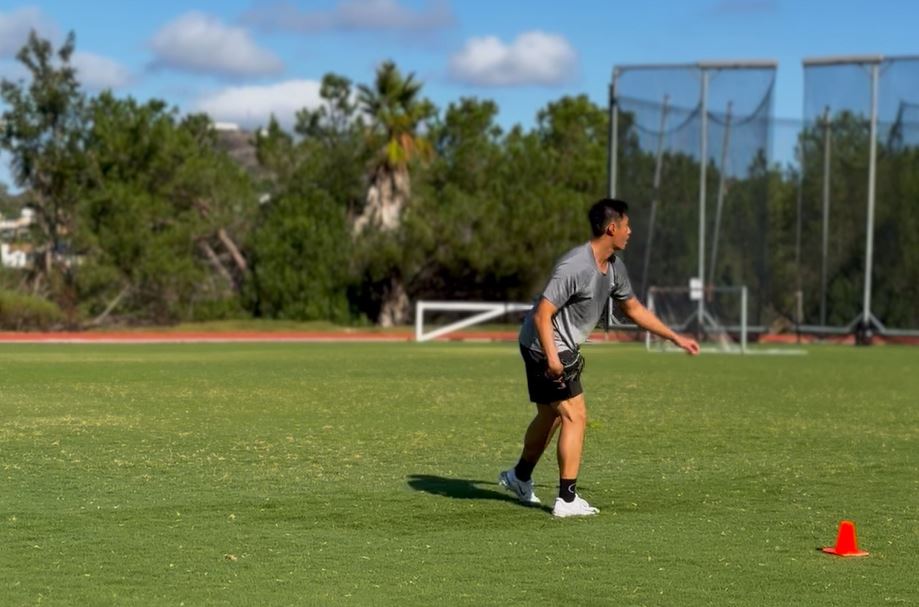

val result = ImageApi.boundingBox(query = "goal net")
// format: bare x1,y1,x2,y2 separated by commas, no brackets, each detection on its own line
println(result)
646,285,748,353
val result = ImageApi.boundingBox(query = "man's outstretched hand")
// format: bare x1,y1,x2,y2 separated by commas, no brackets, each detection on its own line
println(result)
673,334,701,356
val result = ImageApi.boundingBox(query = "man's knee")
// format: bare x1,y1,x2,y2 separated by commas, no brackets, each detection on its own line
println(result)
554,395,587,426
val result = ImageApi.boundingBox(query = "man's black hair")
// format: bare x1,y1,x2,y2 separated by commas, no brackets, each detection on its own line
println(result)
588,198,629,237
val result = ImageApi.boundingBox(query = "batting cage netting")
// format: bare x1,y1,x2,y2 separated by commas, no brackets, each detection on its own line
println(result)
608,62,778,339
800,56,919,335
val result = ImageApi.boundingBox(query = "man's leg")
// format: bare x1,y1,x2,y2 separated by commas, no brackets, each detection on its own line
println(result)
553,393,587,485
549,393,597,516
499,405,558,504
518,404,560,474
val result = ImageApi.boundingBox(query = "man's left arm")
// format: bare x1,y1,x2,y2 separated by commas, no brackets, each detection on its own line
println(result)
617,296,700,355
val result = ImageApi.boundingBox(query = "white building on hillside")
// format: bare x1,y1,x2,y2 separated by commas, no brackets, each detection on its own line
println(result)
0,208,34,268
0,208,34,235
1,243,30,268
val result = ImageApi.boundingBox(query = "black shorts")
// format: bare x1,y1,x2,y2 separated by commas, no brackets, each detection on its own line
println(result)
519,345,585,404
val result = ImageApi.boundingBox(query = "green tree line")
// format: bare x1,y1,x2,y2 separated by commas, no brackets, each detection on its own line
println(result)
1,32,917,330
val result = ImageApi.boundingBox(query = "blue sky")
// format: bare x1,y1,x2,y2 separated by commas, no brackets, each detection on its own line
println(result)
1,0,917,190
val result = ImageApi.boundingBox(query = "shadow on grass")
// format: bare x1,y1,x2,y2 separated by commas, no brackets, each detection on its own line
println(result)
407,474,551,512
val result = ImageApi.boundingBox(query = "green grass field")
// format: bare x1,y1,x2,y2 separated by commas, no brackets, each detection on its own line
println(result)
1,342,917,605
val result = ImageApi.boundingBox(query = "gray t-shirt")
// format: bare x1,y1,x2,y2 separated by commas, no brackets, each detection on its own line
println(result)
519,242,634,353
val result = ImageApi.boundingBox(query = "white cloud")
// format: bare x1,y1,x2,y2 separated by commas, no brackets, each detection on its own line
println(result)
449,31,577,87
150,11,283,77
0,6,57,57
72,51,131,91
243,0,454,33
194,80,323,128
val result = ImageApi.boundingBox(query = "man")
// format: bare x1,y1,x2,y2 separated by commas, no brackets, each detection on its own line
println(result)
499,198,700,518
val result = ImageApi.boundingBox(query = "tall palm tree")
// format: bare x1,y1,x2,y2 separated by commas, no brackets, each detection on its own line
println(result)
356,61,434,326
355,60,434,233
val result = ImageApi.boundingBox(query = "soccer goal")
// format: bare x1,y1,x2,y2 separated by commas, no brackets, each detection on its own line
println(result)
414,301,532,342
646,284,748,353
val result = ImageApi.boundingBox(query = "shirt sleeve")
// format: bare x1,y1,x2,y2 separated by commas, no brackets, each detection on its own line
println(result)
541,261,582,308
610,260,634,301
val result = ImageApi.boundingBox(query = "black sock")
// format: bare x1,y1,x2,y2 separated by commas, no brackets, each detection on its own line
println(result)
559,478,577,502
514,458,535,482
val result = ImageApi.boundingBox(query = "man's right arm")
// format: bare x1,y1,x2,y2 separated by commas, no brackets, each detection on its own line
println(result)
533,297,564,378
618,296,700,355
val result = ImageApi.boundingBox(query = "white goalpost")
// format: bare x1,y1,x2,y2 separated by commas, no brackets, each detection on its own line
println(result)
416,291,749,349
416,290,804,355
414,301,531,342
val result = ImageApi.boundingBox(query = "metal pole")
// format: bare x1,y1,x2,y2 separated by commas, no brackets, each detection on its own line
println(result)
641,94,669,300
708,101,733,285
820,106,832,326
862,62,880,331
698,68,709,336
741,286,748,354
794,137,804,339
608,69,620,198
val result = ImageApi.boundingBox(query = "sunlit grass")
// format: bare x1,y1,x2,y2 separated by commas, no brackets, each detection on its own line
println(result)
1,343,916,605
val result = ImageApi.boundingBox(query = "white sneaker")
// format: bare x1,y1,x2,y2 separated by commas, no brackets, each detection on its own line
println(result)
552,494,599,518
498,468,541,505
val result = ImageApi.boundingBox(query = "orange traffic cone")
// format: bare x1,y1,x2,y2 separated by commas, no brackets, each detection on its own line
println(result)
822,520,869,557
